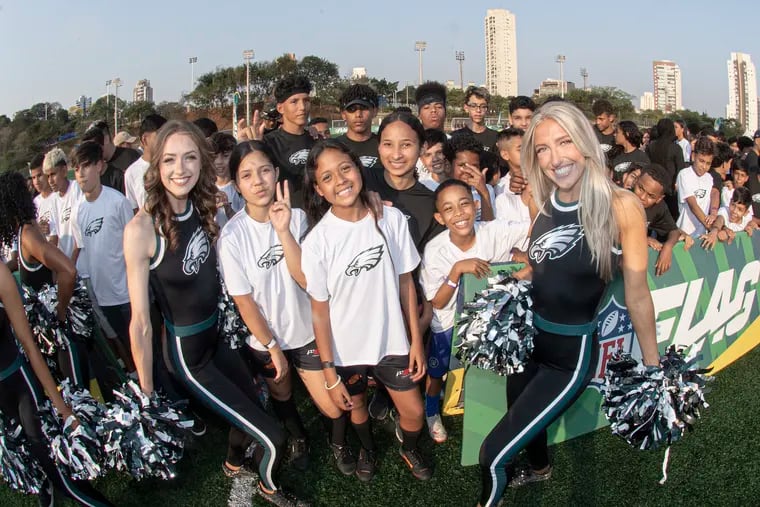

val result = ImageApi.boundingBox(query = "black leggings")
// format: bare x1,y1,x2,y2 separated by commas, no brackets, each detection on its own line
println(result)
57,335,90,388
165,319,286,490
478,330,599,507
0,361,112,506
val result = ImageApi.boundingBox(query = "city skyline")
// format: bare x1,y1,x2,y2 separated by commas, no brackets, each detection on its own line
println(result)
0,1,758,119
726,52,758,136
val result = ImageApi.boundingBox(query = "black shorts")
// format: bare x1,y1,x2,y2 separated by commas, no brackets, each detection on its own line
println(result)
337,354,418,397
248,340,322,379
99,303,131,341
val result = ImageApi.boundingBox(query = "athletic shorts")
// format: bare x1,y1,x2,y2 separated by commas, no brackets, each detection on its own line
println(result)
427,328,453,378
248,340,322,378
99,303,131,341
337,354,418,396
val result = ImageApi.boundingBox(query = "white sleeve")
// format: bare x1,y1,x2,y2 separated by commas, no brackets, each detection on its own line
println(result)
488,220,529,261
118,197,134,228
419,246,449,302
48,204,59,236
487,184,496,206
386,208,421,275
494,193,509,220
292,209,309,244
301,236,329,301
217,232,252,296
717,207,729,223
73,204,84,249
125,174,138,209
677,169,696,203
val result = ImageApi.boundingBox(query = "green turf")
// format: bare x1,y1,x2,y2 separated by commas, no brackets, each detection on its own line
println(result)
2,346,759,506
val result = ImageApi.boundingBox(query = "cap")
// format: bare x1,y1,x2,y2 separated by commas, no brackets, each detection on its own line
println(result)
343,98,375,110
753,130,760,139
113,131,138,145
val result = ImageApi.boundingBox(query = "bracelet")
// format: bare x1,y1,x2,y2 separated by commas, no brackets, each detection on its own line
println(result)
325,375,342,390
321,361,335,369
263,339,278,350
446,278,458,288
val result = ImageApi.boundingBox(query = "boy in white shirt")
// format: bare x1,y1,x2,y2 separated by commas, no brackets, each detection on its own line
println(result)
124,114,167,212
494,127,524,197
72,141,136,374
417,129,450,192
210,132,245,228
444,135,495,222
29,153,59,245
42,148,82,260
703,186,757,248
677,137,717,236
419,179,529,443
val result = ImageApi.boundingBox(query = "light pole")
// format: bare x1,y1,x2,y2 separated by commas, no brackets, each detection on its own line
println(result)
556,55,566,98
455,51,465,91
105,80,112,107
243,49,254,125
580,67,589,91
113,78,122,133
415,41,427,85
189,57,197,92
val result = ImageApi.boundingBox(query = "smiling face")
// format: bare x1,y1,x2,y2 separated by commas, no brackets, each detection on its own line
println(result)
378,120,421,179
633,172,664,209
434,183,476,241
729,201,749,223
692,152,713,177
313,148,363,210
159,133,202,201
420,141,447,176
235,150,278,209
534,118,586,201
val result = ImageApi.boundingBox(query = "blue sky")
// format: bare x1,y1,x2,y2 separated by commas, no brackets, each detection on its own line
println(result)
0,1,758,118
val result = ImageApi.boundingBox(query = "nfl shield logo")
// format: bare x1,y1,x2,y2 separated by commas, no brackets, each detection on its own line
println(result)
589,296,636,390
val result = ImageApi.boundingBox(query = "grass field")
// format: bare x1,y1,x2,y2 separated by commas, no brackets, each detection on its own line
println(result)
2,346,759,507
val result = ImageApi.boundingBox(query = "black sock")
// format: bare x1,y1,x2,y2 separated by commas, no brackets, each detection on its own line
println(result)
271,397,306,440
352,420,375,451
401,427,422,451
330,413,348,446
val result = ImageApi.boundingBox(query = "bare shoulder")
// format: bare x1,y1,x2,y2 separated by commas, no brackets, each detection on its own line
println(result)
612,188,645,226
124,210,156,259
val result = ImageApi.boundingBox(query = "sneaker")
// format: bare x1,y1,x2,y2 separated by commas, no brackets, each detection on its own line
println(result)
355,447,377,482
37,479,54,507
426,414,448,444
508,465,552,488
287,437,309,471
390,409,402,443
399,447,433,481
256,482,311,507
222,461,258,478
330,443,357,476
190,412,207,437
368,388,390,420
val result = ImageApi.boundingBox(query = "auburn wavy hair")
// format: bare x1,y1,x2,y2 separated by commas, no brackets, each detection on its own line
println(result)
144,120,219,251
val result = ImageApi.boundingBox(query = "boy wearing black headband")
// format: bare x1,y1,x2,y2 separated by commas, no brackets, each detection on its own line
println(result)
264,74,315,208
337,84,381,170
415,82,447,131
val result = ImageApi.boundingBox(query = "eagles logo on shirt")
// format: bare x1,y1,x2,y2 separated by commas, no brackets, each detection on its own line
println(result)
84,217,104,237
529,224,584,264
288,149,310,166
257,245,285,269
345,244,384,276
359,156,378,169
694,189,707,199
753,193,760,203
182,227,210,276
614,162,632,174
61,207,72,223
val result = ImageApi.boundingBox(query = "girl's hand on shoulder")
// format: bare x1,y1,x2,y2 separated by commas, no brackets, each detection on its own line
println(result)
269,181,292,233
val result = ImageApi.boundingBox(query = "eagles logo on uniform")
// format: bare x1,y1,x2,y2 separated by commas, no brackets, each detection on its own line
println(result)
345,244,384,276
359,156,378,169
694,189,707,199
288,149,310,166
61,207,72,223
614,161,632,174
182,227,210,276
753,193,760,203
257,245,285,269
84,217,104,237
529,224,584,264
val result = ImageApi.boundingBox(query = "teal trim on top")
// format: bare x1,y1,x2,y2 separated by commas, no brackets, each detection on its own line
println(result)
0,355,22,381
534,313,597,336
164,310,218,338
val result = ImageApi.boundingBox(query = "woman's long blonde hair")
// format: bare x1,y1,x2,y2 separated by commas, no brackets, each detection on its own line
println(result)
522,101,619,281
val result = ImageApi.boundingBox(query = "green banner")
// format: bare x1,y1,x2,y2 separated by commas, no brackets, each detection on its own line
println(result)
453,232,760,465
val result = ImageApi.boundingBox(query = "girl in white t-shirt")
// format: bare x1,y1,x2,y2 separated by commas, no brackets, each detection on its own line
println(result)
217,141,346,474
301,139,432,482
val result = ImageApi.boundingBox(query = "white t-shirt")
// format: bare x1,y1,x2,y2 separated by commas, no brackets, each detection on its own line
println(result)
420,220,529,332
54,181,83,258
34,193,59,238
215,181,246,229
217,208,312,351
301,206,420,366
678,138,692,165
124,157,150,210
494,192,531,250
717,206,752,232
676,167,713,236
471,185,496,222
75,187,133,306
418,175,441,192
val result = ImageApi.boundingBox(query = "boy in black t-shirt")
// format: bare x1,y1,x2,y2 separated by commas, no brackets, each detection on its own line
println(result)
336,84,381,170
451,86,498,152
633,164,693,276
592,99,616,153
264,75,315,208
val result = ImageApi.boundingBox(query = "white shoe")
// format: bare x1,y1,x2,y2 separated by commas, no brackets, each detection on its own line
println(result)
426,414,448,443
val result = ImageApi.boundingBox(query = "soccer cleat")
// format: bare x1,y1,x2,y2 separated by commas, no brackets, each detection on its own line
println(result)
189,411,207,437
287,437,309,471
330,443,357,476
368,388,390,420
508,465,552,488
399,447,433,481
426,414,448,444
356,447,377,482
256,482,311,507
222,461,258,479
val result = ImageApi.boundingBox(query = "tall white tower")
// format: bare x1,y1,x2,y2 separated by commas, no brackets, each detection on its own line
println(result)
652,60,682,113
484,9,518,98
726,52,758,135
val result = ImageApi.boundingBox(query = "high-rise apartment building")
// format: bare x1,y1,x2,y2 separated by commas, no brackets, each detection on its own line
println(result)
640,92,654,111
652,60,682,113
133,79,154,103
484,9,518,98
726,52,758,136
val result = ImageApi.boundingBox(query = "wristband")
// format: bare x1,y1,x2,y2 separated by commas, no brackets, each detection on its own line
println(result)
321,361,335,369
446,278,458,289
263,339,278,350
325,375,342,390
